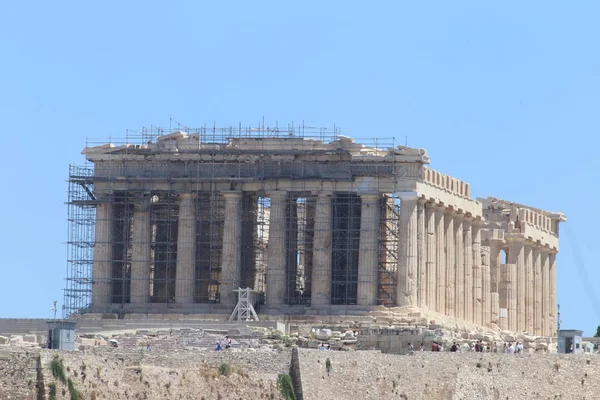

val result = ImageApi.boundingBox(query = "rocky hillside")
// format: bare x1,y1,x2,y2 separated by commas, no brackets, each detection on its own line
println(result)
2,345,600,399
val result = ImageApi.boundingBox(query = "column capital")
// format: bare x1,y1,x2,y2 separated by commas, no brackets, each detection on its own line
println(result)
359,192,380,202
316,190,333,198
221,190,243,199
397,191,419,201
178,192,197,201
267,190,287,200
417,197,427,206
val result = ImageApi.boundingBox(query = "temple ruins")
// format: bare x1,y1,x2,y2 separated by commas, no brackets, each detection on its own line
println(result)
65,126,566,336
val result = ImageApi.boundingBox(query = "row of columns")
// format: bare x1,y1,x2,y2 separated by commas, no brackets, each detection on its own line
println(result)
91,191,557,337
497,239,556,336
397,198,557,337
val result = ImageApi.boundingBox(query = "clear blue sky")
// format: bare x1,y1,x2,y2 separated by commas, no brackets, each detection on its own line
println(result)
1,1,599,335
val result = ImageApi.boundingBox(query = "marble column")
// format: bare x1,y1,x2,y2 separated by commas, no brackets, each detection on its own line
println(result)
416,199,427,308
524,245,534,333
444,209,455,317
463,218,473,322
541,251,550,336
434,206,446,314
499,263,517,331
92,201,114,309
532,247,542,335
481,245,491,327
454,215,464,320
220,191,243,309
397,194,418,307
311,192,333,306
508,239,525,331
490,245,501,294
425,203,437,310
549,252,557,336
472,221,482,326
357,194,380,306
175,193,196,304
267,191,288,307
130,196,151,305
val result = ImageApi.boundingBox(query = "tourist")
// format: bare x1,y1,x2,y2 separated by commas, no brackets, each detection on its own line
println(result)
408,342,414,352
507,343,515,354
439,344,444,352
450,342,458,352
420,343,424,352
225,336,232,349
215,341,222,351
475,341,480,352
432,341,439,352
516,342,523,354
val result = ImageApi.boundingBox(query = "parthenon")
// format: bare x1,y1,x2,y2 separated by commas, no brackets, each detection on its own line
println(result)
66,126,566,336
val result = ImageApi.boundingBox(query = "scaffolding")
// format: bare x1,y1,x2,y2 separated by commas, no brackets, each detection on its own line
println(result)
64,123,400,317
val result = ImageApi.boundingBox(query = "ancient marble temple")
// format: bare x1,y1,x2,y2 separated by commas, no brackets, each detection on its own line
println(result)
79,130,565,336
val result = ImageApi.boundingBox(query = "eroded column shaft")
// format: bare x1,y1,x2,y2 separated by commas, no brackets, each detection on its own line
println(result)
472,223,482,326
220,192,243,309
444,211,455,317
357,194,380,306
463,219,473,322
541,251,550,336
454,216,464,320
311,193,332,306
416,199,426,308
175,193,196,304
533,248,542,335
524,245,534,333
435,206,446,313
92,201,114,308
397,195,418,307
130,198,150,305
508,240,525,331
425,203,437,310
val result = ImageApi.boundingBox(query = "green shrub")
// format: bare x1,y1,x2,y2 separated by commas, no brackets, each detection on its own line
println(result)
218,362,231,376
50,357,67,384
277,373,296,400
67,378,81,400
48,382,57,400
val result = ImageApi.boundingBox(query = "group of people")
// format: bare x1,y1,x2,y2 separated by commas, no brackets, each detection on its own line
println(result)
412,340,525,353
502,342,524,354
215,335,233,351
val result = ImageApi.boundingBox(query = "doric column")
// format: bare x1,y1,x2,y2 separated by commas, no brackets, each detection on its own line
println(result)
481,245,491,327
397,193,418,307
472,221,482,326
311,192,333,306
499,263,517,331
220,191,243,309
434,206,446,313
533,247,542,335
444,209,455,317
130,196,151,305
92,201,114,309
524,244,534,333
549,252,557,336
267,191,287,307
490,245,501,294
175,193,196,304
425,203,437,310
508,239,525,331
541,251,550,336
454,215,464,320
357,193,380,306
416,198,427,308
463,217,473,322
